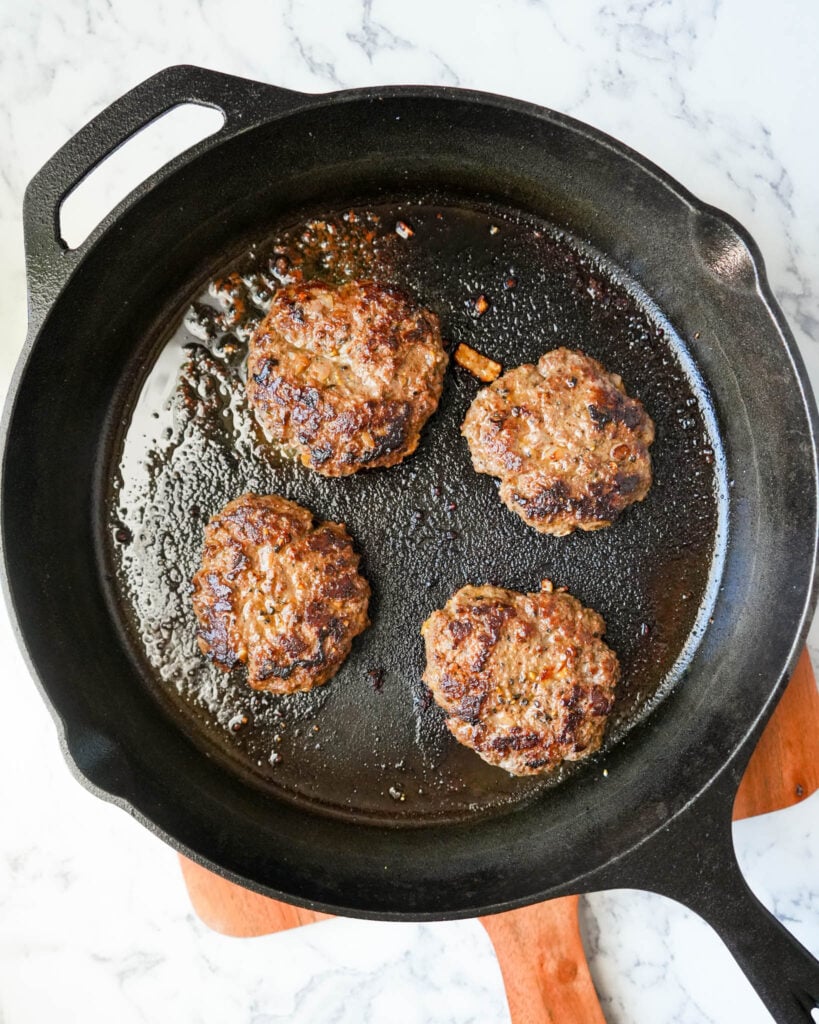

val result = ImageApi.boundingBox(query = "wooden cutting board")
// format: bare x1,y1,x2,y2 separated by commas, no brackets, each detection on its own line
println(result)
179,648,819,1024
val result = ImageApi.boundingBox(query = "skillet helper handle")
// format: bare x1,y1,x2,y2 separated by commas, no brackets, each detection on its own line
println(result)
22,64,304,310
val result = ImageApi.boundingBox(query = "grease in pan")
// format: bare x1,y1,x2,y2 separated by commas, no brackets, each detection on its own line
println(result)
111,199,719,820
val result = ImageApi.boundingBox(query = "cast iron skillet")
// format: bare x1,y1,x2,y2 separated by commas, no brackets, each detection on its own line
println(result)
3,66,818,1021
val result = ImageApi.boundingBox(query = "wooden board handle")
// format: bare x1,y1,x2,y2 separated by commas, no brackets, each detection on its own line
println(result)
479,896,605,1024
733,648,819,818
179,857,332,937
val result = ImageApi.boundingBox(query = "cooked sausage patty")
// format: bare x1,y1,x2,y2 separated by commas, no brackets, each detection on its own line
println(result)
461,348,654,535
421,581,619,775
247,280,448,476
192,493,370,693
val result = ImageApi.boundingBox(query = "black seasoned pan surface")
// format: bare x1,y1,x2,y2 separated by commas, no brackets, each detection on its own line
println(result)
108,194,725,824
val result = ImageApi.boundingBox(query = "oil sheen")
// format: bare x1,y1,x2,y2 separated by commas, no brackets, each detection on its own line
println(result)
108,198,725,824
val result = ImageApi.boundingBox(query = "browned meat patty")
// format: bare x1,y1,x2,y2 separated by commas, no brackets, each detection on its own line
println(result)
192,493,370,694
421,581,619,775
461,348,654,536
247,280,448,476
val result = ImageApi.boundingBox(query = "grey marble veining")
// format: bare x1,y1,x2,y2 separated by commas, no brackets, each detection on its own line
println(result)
1,2,818,1022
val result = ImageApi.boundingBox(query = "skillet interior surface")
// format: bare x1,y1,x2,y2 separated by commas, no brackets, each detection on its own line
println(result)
4,79,815,914
108,194,725,824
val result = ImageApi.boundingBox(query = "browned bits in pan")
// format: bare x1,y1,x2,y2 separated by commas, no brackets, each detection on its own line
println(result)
454,343,502,383
473,293,491,317
211,272,245,301
271,254,294,283
395,220,414,239
209,273,248,330
367,667,386,692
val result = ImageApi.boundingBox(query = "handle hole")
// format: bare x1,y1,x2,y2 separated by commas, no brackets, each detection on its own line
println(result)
59,103,225,250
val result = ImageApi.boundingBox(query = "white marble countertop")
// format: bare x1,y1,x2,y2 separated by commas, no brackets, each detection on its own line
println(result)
1,2,818,1022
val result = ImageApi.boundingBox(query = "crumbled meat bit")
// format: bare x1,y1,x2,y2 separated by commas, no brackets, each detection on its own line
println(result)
395,220,414,239
368,667,386,692
454,343,502,383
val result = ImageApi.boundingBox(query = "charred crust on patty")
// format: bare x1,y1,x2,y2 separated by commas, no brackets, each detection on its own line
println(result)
421,581,620,775
192,493,370,694
461,347,655,536
247,280,448,476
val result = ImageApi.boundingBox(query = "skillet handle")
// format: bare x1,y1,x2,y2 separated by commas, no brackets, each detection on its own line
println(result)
22,64,306,316
610,773,819,1023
